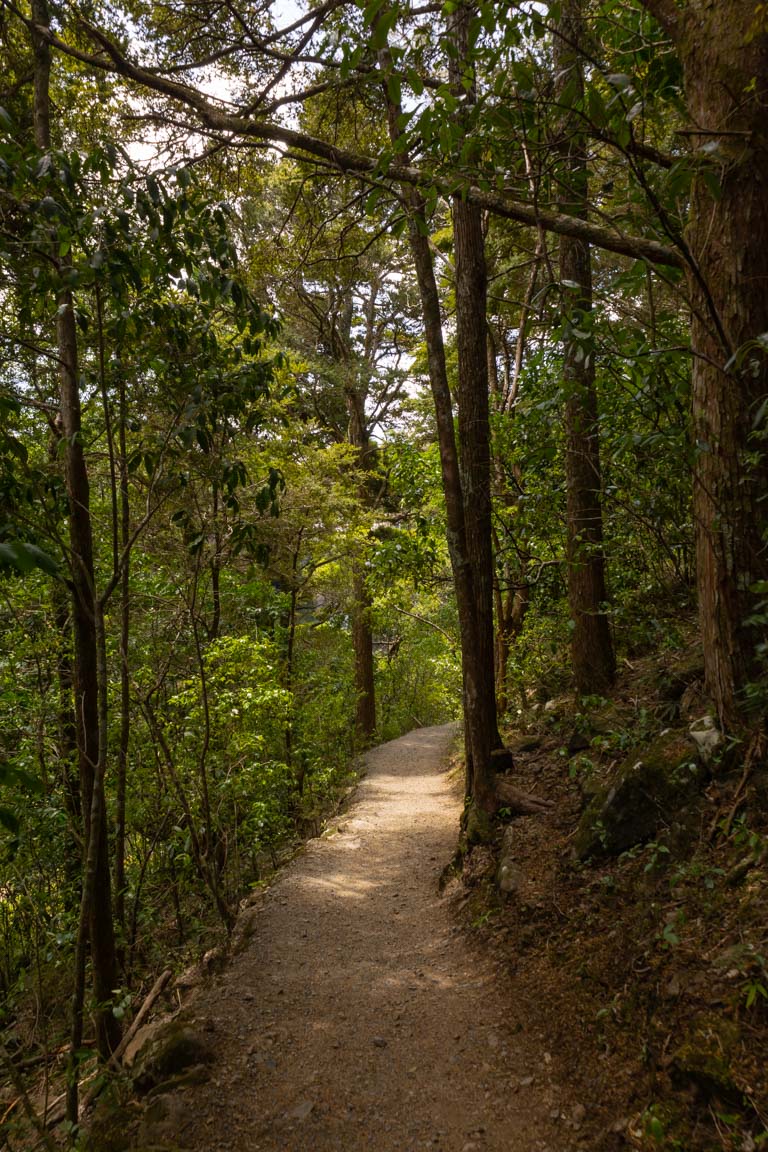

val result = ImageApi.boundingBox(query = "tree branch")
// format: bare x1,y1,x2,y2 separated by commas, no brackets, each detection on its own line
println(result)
389,604,458,649
34,17,684,269
638,0,685,39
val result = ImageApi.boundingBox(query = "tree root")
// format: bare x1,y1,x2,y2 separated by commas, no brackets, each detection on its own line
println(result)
495,776,554,816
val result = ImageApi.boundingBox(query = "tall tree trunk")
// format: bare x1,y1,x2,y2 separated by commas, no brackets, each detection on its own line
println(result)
448,1,503,810
351,565,376,739
639,0,768,728
493,572,529,715
488,298,536,714
377,24,502,817
554,0,616,696
31,0,120,1097
114,373,130,945
48,431,82,847
51,576,82,898
345,376,377,742
679,3,768,730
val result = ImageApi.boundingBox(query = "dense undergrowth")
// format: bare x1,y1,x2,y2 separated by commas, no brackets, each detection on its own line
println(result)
0,555,460,1144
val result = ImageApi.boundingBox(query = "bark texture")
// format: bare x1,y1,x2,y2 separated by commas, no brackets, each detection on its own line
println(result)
663,1,768,727
555,0,615,696
448,1,504,810
345,369,378,742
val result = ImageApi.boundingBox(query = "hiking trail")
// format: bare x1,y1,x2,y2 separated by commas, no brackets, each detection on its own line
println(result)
136,724,571,1152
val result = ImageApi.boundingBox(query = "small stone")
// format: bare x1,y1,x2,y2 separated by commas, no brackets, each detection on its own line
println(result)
572,1103,587,1125
543,1052,552,1065
243,991,254,1002
550,1109,560,1121
689,715,723,764
519,1075,535,1087
373,1036,388,1048
665,975,681,998
286,1099,314,1121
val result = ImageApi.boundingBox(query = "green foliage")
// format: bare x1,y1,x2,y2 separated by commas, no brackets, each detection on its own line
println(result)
0,0,742,1116
0,540,59,577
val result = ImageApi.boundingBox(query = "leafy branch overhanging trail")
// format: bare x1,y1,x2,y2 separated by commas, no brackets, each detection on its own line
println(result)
27,15,683,271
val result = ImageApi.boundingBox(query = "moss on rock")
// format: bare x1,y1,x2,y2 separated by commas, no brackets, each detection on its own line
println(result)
132,1022,214,1095
574,730,707,859
671,1015,741,1100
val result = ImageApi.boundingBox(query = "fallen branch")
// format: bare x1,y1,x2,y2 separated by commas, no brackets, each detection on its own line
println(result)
79,967,173,1113
17,968,175,1135
107,968,173,1071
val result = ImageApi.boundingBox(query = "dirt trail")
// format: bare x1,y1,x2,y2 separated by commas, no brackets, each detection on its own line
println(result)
139,725,569,1152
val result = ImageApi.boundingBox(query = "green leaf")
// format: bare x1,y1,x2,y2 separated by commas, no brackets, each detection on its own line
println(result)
0,541,60,577
365,188,383,214
0,807,19,837
387,73,402,106
587,86,607,128
407,68,424,97
369,7,398,48
363,0,388,25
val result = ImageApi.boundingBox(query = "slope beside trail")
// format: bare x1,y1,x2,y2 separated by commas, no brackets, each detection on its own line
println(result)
136,724,570,1152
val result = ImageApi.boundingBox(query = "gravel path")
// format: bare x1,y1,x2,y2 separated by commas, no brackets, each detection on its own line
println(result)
138,725,566,1152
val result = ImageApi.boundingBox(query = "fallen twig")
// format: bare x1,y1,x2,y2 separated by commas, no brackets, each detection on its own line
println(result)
79,967,173,1113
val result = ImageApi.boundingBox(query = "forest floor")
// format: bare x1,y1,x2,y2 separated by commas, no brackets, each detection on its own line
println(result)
82,661,767,1152
109,724,583,1152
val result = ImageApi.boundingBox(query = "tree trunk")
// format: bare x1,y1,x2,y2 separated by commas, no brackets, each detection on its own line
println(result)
675,2,768,729
51,575,82,902
494,575,529,714
554,0,616,696
31,0,120,1088
448,1,503,811
351,564,377,740
114,374,130,944
345,377,378,742
377,15,502,814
